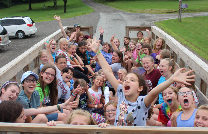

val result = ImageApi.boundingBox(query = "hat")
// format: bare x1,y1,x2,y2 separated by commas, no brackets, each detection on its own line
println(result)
21,71,39,83
74,24,80,28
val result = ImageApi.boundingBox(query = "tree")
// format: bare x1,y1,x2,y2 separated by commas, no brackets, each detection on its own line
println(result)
28,0,32,10
53,0,57,8
63,0,67,13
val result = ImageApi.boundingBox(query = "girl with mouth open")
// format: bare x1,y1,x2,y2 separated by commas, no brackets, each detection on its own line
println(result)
171,87,197,127
158,86,181,126
89,38,195,126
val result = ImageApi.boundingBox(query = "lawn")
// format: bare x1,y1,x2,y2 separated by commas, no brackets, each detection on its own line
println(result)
94,0,208,14
155,16,208,61
0,0,94,22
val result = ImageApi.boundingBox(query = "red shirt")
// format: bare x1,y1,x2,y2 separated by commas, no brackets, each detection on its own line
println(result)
144,69,161,92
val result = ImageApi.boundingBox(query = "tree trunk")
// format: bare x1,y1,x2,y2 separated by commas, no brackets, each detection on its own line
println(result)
29,0,32,10
64,0,67,13
53,0,57,9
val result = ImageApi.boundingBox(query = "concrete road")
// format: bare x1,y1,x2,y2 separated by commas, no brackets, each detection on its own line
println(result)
0,0,208,68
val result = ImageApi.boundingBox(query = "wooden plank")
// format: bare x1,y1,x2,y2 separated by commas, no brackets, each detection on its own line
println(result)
1,123,208,134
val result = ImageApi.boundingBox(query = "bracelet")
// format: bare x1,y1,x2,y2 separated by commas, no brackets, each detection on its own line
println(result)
57,104,61,112
71,92,77,97
96,50,101,56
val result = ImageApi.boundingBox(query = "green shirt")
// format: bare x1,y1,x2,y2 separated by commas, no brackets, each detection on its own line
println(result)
35,82,50,104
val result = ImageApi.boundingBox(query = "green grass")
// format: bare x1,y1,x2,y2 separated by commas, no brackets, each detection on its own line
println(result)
0,0,94,22
155,16,208,61
94,0,208,14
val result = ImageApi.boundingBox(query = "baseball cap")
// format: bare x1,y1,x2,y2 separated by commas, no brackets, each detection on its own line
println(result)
74,24,81,28
21,71,39,83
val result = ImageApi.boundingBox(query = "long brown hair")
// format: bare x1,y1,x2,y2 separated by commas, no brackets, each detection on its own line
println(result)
39,64,58,105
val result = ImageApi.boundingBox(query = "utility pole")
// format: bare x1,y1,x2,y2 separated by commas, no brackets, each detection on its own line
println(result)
178,0,182,22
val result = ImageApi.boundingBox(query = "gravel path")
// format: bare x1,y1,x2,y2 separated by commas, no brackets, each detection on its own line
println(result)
0,0,208,68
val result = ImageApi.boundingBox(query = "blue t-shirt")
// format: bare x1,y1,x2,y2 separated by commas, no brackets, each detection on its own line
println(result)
114,84,149,126
157,76,166,104
176,109,197,127
95,50,112,72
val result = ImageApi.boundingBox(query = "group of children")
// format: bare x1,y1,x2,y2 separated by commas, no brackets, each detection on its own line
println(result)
0,15,208,128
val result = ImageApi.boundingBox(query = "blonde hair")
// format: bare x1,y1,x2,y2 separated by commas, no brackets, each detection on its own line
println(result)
162,58,175,73
104,101,117,124
58,38,68,47
153,38,165,50
198,105,208,111
38,49,48,58
162,86,179,96
66,109,96,125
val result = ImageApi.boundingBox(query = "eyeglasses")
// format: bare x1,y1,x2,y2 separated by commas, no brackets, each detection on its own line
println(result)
106,109,116,113
24,78,37,83
44,72,55,77
178,91,193,96
1,81,18,89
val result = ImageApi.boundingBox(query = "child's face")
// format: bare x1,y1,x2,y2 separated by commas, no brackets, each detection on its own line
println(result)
156,39,163,49
129,42,136,50
112,52,120,63
194,109,208,127
94,76,104,87
1,84,20,101
22,75,37,95
159,60,171,77
60,40,68,52
68,45,77,55
144,38,150,44
142,48,149,55
163,88,177,106
62,70,73,83
113,39,120,48
56,58,67,71
15,109,26,123
40,53,48,64
142,57,154,72
178,87,195,110
79,35,84,42
79,46,87,54
102,44,110,53
70,115,89,125
136,43,142,51
50,41,57,53
137,32,143,39
41,68,56,84
124,38,130,45
123,73,140,97
106,104,117,122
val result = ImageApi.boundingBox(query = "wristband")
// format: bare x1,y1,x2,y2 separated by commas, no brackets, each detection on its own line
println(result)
96,50,101,55
71,92,77,97
57,104,61,112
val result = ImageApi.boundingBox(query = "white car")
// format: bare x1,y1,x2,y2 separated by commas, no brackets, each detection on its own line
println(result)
0,16,37,39
0,25,11,49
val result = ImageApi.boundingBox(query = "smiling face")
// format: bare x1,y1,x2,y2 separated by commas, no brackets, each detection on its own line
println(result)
136,42,142,51
56,58,67,71
68,45,77,56
40,52,48,64
79,45,87,54
1,84,20,101
137,32,143,39
142,48,150,55
159,59,171,77
113,39,120,48
142,57,154,73
105,104,117,123
62,69,73,83
59,40,68,52
94,76,104,87
178,87,195,110
124,37,130,45
102,43,110,53
123,73,141,100
129,41,136,51
22,75,37,95
41,68,56,85
194,109,208,127
112,52,120,63
162,87,178,106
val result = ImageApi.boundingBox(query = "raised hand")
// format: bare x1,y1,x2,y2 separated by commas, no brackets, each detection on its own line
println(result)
89,38,100,53
54,15,61,21
171,68,195,85
99,27,104,35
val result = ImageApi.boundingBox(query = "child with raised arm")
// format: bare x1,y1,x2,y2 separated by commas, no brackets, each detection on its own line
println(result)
89,38,195,126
